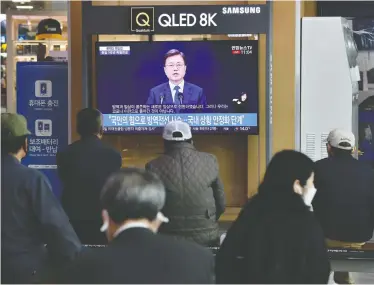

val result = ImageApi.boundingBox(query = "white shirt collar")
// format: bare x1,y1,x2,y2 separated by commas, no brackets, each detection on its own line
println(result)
169,80,185,100
113,221,151,238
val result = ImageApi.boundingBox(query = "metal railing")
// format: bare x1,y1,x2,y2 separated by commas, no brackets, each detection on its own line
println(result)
82,244,374,260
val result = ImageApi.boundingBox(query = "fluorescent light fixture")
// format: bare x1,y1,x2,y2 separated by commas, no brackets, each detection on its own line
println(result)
12,0,31,2
16,5,33,9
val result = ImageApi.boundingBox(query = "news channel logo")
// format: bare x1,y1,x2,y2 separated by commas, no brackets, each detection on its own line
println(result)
131,7,155,33
231,45,253,55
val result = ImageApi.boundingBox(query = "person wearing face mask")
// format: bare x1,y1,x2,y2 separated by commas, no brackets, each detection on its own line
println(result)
1,113,82,284
312,129,374,284
58,168,214,284
215,150,330,284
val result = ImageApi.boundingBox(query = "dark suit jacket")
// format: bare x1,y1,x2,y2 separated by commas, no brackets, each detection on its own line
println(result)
146,81,206,106
216,192,330,284
58,227,215,284
1,154,81,284
56,135,122,244
312,154,374,242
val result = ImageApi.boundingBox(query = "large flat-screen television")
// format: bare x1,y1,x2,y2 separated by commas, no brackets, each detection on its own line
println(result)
95,40,259,134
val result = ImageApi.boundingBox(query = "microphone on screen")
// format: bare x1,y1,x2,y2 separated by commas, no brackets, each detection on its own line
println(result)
178,92,184,105
160,93,165,105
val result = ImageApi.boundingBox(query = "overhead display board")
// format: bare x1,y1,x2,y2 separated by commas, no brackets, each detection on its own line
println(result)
82,3,270,35
129,5,269,34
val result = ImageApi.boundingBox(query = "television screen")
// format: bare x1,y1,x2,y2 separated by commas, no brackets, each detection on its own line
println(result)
96,40,259,134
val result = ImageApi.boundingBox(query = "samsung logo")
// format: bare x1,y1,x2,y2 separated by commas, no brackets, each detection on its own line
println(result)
222,7,261,15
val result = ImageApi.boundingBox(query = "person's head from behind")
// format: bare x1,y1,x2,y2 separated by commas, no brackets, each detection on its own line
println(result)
162,121,193,150
259,150,316,206
77,108,103,138
163,49,187,85
100,168,168,242
326,129,355,157
1,113,31,161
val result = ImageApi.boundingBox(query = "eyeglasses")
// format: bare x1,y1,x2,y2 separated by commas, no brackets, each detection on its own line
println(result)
165,63,185,69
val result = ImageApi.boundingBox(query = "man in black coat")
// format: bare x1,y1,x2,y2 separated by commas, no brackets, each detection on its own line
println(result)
57,108,122,245
1,113,81,284
313,129,374,284
58,168,214,284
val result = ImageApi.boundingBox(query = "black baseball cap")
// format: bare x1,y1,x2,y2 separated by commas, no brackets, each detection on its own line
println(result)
36,18,63,40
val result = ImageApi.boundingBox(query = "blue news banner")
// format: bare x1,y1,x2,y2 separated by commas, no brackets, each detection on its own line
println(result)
17,62,68,199
103,113,258,132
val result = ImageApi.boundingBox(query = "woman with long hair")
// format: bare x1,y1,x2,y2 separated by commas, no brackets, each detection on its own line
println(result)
215,150,330,284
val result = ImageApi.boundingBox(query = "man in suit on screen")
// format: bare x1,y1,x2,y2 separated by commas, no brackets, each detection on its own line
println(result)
146,49,207,106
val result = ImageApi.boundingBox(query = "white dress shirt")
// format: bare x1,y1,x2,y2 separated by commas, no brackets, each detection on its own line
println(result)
169,80,185,103
113,222,151,238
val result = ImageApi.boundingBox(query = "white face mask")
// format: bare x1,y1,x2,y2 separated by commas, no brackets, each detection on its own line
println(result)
302,187,317,207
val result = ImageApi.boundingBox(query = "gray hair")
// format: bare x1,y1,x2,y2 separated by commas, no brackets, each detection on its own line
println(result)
100,168,165,223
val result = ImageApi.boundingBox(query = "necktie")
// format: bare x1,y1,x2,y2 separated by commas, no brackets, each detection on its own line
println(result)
173,86,180,105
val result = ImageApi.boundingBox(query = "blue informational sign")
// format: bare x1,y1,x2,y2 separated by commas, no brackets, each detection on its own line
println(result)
17,62,68,199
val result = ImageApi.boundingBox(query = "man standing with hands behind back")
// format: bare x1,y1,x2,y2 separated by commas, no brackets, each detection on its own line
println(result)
57,108,122,245
1,113,81,284
145,121,225,246
146,49,207,106
312,129,374,284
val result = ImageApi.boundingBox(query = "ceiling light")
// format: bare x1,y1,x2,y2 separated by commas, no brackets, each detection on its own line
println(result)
12,0,31,2
16,5,33,9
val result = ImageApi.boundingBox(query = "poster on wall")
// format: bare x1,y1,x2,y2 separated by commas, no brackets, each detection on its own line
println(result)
16,62,68,198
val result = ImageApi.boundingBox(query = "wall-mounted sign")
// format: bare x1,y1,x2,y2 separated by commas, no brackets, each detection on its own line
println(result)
129,5,269,34
17,62,68,199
